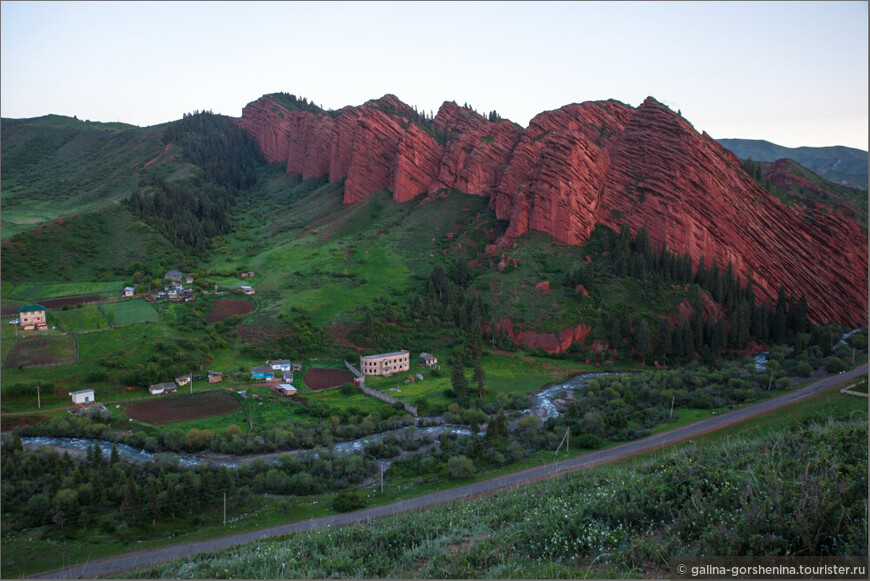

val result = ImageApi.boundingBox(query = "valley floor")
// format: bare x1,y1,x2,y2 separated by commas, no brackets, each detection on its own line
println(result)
29,364,868,579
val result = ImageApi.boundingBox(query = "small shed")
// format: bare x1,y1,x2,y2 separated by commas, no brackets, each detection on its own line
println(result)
272,383,297,396
123,286,135,297
175,375,191,386
240,285,255,295
207,370,223,383
69,389,95,404
419,352,438,367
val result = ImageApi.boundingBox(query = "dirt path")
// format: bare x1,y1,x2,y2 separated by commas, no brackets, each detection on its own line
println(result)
28,364,868,579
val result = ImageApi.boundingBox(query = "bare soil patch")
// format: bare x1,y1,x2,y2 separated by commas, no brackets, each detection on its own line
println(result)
124,392,241,425
303,367,354,391
204,298,254,323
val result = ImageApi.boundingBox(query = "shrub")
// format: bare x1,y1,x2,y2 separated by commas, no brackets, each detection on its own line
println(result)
447,455,475,480
331,491,367,513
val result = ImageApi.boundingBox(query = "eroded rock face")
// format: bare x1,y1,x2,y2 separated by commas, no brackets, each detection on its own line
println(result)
238,93,868,327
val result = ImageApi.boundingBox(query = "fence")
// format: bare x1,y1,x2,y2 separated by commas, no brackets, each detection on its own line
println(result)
357,384,417,416
344,360,365,380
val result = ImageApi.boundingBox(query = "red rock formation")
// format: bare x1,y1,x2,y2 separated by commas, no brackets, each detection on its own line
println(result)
237,93,868,327
497,318,592,354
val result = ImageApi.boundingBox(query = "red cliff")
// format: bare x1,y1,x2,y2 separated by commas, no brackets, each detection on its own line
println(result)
237,93,868,327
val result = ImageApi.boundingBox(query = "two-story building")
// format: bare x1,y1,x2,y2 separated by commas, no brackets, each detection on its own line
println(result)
17,305,48,331
360,350,410,376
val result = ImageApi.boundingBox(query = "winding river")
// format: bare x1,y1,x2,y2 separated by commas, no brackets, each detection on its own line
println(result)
14,372,616,468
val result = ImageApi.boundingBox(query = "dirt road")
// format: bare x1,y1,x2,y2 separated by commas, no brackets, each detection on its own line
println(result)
29,364,868,579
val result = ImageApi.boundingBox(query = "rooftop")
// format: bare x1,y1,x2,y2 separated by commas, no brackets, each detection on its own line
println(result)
362,350,409,359
17,304,46,313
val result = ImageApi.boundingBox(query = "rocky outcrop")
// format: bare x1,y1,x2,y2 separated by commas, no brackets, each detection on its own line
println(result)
238,93,868,327
497,318,593,354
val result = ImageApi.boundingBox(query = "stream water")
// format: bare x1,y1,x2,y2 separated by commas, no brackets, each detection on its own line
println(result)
14,372,618,468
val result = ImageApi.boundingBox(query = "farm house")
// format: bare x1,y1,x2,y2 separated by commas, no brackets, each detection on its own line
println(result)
69,389,95,404
149,382,177,395
123,286,135,297
251,365,275,380
268,359,293,373
17,304,48,331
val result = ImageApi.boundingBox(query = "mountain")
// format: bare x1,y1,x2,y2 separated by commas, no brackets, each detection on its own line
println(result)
717,138,868,191
237,93,868,328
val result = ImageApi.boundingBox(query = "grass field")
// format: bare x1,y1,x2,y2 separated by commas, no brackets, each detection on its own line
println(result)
101,299,160,325
51,305,110,332
3,280,126,302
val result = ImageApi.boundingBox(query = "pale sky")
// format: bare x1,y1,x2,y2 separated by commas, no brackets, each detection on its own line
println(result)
1,1,867,149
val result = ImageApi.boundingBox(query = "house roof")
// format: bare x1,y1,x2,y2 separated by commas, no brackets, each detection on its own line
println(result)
18,304,46,313
207,370,222,375
269,359,292,365
124,286,135,291
251,365,274,374
362,350,409,360
150,382,176,390
165,270,183,279
69,389,94,396
275,383,297,391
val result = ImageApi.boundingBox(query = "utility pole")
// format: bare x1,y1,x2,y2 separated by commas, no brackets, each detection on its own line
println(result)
223,492,227,525
669,395,675,421
37,385,41,409
555,427,570,455
380,463,384,494
190,371,193,395
767,371,773,391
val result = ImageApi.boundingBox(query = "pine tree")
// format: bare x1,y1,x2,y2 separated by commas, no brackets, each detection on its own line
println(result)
451,359,469,397
473,358,486,400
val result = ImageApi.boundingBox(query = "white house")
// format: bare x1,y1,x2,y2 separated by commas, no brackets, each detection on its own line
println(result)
268,359,293,373
69,389,95,404
241,285,255,295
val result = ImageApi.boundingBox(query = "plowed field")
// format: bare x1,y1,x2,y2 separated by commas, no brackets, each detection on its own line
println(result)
303,367,353,390
204,299,254,323
124,392,240,425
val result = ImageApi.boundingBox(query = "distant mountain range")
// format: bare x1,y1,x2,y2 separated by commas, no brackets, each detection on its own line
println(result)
717,138,867,191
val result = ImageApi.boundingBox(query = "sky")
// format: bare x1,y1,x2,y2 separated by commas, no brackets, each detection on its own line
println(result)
1,1,867,149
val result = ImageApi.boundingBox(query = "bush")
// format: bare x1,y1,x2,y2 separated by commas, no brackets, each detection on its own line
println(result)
447,455,475,480
331,491,367,512
825,357,846,373
340,383,357,396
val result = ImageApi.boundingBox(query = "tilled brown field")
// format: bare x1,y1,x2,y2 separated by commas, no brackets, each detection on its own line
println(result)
204,298,254,323
124,392,241,425
4,336,76,368
303,367,353,390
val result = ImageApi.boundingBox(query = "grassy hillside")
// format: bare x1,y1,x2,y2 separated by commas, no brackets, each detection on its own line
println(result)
1,204,183,284
717,137,868,191
0,115,184,239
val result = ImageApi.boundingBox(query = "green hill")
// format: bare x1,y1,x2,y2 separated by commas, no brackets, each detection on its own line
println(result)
717,138,868,191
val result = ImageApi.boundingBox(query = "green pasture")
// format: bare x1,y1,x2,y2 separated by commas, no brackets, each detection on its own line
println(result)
3,280,125,302
101,299,160,325
51,305,110,332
